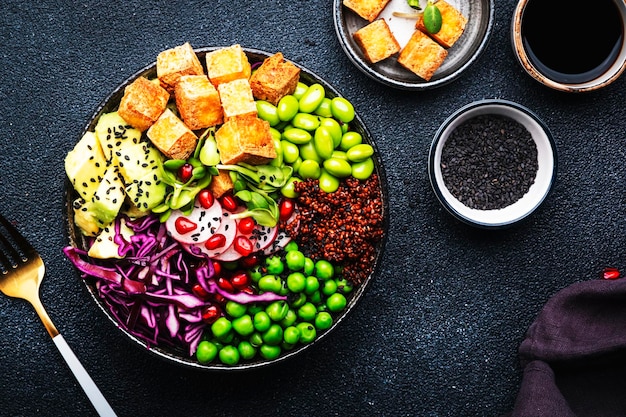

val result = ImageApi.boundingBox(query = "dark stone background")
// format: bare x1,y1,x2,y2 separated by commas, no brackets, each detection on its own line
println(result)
0,1,624,416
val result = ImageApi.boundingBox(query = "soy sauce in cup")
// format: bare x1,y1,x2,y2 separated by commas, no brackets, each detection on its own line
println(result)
522,0,623,84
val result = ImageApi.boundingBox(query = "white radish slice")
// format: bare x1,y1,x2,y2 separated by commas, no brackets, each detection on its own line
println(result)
165,198,222,244
184,210,238,258
249,223,278,252
264,212,299,255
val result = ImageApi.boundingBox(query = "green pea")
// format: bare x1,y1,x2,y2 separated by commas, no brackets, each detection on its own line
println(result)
308,290,322,304
283,326,301,345
299,141,321,163
322,279,338,296
249,331,264,347
331,97,355,123
304,257,315,275
305,276,320,294
319,118,343,147
292,113,320,131
290,292,307,309
256,100,280,126
297,302,317,322
282,128,312,145
249,265,264,283
225,301,247,318
196,340,218,364
287,272,306,293
258,274,283,293
284,240,299,251
232,314,254,337
253,311,272,332
265,256,284,275
296,322,317,344
280,309,298,327
298,159,321,180
259,344,282,360
277,95,299,121
266,300,289,322
313,126,335,160
326,293,347,312
346,144,374,162
323,158,352,178
247,303,263,315
211,317,232,339
351,157,375,180
262,324,284,346
238,341,257,360
281,177,300,199
293,82,308,100
219,345,240,365
299,83,325,113
315,259,335,280
314,98,333,117
269,127,282,142
339,131,362,151
336,278,354,294
315,312,333,331
285,250,305,271
318,169,340,193
281,140,300,164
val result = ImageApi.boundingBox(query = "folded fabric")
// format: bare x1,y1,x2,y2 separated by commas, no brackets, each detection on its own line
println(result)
506,278,626,417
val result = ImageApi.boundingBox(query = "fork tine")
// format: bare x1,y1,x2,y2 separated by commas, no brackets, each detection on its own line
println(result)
0,214,34,268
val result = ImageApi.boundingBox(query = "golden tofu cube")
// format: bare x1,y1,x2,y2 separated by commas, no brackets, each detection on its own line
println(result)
209,170,234,198
118,77,170,132
353,19,401,64
156,42,204,92
250,52,301,106
205,44,251,87
416,0,468,48
215,116,276,165
397,30,448,81
218,78,258,121
342,0,391,22
175,75,223,130
147,108,198,160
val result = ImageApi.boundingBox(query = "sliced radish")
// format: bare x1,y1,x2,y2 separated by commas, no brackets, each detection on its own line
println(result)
183,210,238,258
264,212,299,255
249,223,278,252
165,198,222,244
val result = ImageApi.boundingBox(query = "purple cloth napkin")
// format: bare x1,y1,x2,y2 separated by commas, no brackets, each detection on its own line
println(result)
507,278,626,417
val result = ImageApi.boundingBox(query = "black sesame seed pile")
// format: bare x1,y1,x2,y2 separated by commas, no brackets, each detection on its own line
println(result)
440,114,538,210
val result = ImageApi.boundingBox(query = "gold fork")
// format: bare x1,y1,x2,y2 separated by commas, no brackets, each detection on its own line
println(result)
0,214,117,417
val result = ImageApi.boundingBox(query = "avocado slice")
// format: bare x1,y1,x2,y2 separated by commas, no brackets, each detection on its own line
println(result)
91,167,126,225
65,131,108,202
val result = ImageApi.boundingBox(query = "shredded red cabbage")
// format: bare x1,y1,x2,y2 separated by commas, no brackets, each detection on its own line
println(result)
64,214,286,357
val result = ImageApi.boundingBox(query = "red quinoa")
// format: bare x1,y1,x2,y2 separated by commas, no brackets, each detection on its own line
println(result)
285,175,385,285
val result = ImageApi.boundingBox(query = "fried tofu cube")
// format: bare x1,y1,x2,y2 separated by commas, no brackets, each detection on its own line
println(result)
209,170,234,198
218,78,257,121
416,0,467,48
205,44,251,87
353,19,401,64
397,30,448,81
215,116,276,165
118,77,170,132
249,52,301,106
175,75,223,130
147,108,198,160
342,0,391,22
156,42,204,92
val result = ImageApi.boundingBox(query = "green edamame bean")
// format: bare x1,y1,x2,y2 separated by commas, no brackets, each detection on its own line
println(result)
318,169,340,193
315,259,335,280
293,82,308,100
259,344,282,360
315,312,333,331
225,301,247,318
232,314,254,336
196,341,218,363
253,311,272,332
351,157,375,180
256,100,280,126
292,113,320,131
280,309,298,327
219,345,240,365
262,324,284,346
319,118,343,148
326,293,347,312
282,128,312,145
269,127,282,142
339,131,362,151
297,302,317,322
285,250,305,271
323,158,352,178
314,98,333,117
291,157,303,174
296,322,317,344
346,143,374,162
331,150,348,161
211,317,232,339
299,141,321,163
287,272,306,293
270,136,283,167
283,326,301,345
277,95,299,121
330,97,355,123
238,341,257,360
281,140,300,164
281,176,300,199
313,126,334,160
266,300,289,322
258,275,283,293
305,276,320,294
298,159,321,179
299,83,325,113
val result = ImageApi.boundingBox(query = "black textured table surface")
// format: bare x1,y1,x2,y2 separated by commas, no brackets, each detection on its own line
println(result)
1,1,625,416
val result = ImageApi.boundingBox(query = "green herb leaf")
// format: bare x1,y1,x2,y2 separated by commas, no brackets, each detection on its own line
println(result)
423,1,442,34
407,0,421,10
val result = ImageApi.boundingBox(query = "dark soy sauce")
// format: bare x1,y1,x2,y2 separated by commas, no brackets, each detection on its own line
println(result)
522,0,623,84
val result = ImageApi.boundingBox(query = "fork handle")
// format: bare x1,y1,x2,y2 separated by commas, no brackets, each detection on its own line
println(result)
53,334,118,417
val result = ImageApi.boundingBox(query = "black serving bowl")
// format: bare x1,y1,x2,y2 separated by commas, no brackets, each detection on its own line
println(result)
428,99,557,228
65,46,389,370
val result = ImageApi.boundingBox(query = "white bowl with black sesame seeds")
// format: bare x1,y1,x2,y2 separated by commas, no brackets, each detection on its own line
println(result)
428,99,557,228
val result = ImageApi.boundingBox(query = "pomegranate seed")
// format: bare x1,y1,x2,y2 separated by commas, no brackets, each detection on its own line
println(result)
212,293,226,304
175,217,197,234
603,267,620,280
220,194,238,212
201,305,222,324
233,236,254,257
198,189,214,209
216,276,234,293
192,284,209,299
238,217,256,234
240,286,255,295
205,234,227,250
241,254,259,268
212,261,222,276
230,272,250,290
279,198,295,222
178,163,194,182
